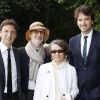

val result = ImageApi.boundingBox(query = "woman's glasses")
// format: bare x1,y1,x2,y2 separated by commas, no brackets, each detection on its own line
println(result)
50,50,64,53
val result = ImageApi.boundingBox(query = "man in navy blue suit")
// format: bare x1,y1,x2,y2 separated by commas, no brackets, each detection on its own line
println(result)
69,4,100,100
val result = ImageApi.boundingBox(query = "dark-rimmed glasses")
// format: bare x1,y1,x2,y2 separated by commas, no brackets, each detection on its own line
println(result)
30,30,44,35
50,50,64,53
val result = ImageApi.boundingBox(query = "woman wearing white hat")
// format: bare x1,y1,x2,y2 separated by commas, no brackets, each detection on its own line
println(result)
19,21,50,100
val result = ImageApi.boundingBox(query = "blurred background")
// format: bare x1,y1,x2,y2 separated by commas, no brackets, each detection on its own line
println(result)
0,0,100,47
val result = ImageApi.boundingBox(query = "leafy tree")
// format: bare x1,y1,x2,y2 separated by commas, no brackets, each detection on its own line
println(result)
0,1,10,21
57,0,100,31
0,0,100,47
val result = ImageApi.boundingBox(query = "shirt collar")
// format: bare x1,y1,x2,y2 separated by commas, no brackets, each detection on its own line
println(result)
0,41,12,53
81,29,93,39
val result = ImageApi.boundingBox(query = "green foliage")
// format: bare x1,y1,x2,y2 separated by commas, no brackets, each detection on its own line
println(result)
95,13,100,31
84,0,100,31
0,1,10,20
0,0,100,46
57,0,100,31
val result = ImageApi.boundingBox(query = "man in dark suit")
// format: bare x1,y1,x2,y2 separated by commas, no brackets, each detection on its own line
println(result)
69,4,100,100
0,19,22,100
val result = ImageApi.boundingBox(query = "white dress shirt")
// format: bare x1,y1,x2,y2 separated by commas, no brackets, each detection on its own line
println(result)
81,29,93,57
0,41,17,93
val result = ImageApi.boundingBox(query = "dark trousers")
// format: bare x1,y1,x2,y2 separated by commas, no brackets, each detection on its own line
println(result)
25,90,34,100
75,87,100,100
3,92,19,100
23,90,34,100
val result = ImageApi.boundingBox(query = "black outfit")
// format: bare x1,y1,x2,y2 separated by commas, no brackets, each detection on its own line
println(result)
0,48,22,100
18,47,50,100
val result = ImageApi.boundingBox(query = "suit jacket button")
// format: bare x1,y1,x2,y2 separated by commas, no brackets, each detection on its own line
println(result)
46,95,48,98
84,67,86,70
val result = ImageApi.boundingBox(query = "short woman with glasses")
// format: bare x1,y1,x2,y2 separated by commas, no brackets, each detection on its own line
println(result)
33,39,79,100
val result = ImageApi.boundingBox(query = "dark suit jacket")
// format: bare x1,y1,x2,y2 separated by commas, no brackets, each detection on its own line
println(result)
0,47,22,100
69,30,100,100
18,47,51,95
18,47,29,95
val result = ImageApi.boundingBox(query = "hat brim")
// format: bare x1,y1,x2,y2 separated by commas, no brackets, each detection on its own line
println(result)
25,27,50,42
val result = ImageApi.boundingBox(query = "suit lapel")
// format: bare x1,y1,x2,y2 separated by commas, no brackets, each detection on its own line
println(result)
86,32,96,63
13,48,20,76
13,48,22,98
0,51,5,86
77,35,84,61
77,35,82,56
13,47,22,94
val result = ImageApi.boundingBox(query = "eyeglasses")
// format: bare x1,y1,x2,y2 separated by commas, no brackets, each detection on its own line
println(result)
50,50,64,53
31,30,44,35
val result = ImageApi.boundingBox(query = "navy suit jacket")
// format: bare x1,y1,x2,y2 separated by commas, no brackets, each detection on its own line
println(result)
0,47,22,100
69,30,100,100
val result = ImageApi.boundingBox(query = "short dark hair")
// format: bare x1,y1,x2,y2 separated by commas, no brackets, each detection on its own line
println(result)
0,19,18,31
74,4,94,21
49,39,69,60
